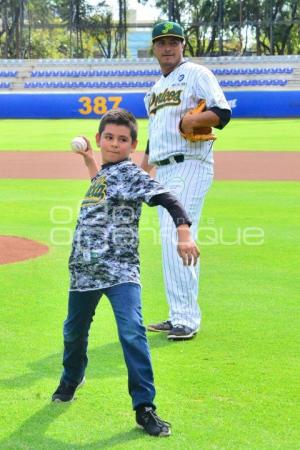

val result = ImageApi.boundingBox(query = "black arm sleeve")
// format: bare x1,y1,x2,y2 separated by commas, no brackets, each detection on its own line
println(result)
145,140,150,155
209,107,231,130
148,192,192,227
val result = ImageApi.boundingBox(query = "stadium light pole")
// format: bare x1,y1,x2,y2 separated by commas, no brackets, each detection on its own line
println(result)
168,0,175,21
239,0,243,55
269,0,274,55
218,0,224,56
69,0,74,58
117,0,127,58
124,0,127,57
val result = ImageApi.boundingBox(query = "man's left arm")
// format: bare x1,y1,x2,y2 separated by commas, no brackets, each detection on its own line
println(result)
180,102,231,139
208,107,231,129
181,66,231,134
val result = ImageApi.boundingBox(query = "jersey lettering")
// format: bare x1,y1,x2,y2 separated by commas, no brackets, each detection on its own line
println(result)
149,88,182,114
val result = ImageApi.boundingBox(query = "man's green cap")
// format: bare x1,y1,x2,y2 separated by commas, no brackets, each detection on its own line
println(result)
152,21,184,42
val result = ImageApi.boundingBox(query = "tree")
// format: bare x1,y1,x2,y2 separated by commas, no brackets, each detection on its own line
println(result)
139,0,300,55
0,0,28,58
1,0,299,58
84,4,117,58
53,0,93,57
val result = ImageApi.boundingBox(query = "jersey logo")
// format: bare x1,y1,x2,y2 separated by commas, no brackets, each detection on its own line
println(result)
82,175,107,207
149,88,182,114
178,74,184,82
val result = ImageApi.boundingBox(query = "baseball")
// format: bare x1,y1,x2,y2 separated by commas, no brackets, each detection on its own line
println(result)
71,136,87,153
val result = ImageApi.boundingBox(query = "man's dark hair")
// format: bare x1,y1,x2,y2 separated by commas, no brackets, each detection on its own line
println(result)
99,108,138,142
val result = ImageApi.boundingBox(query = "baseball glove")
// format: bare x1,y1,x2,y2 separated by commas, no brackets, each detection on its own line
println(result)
179,100,217,142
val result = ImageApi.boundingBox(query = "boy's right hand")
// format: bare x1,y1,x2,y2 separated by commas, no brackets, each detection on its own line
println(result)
73,136,99,179
75,137,93,158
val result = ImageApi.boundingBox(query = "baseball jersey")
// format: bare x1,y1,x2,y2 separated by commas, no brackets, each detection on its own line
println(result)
144,61,230,165
68,159,168,291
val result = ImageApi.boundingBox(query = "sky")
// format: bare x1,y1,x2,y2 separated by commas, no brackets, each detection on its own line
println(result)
88,0,162,21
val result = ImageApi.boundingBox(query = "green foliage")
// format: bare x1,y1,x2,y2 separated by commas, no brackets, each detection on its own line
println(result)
1,0,300,57
28,21,71,58
0,0,120,58
140,0,300,55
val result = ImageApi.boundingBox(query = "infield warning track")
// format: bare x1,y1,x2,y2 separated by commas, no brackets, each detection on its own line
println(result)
0,151,299,180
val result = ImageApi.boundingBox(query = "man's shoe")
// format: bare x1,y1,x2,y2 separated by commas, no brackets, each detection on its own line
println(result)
136,406,171,437
167,325,197,341
51,377,85,402
147,320,172,333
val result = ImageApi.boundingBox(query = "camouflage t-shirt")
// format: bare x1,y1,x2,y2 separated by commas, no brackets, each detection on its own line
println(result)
69,159,168,291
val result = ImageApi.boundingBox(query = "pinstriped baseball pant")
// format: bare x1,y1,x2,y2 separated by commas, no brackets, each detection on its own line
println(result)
156,159,213,331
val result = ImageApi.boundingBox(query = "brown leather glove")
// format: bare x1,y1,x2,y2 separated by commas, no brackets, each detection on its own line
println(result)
179,100,217,142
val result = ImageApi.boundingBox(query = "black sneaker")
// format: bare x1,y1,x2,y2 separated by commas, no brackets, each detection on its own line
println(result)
51,377,85,402
147,320,172,333
136,406,171,437
167,325,197,341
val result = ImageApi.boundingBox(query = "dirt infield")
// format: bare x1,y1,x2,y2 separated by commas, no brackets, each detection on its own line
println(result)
0,236,49,265
0,151,299,180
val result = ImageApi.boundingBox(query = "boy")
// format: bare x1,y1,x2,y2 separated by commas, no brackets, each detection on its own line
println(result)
51,109,199,437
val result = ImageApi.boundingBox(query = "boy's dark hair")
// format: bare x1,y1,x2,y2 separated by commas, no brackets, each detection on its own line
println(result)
99,108,138,142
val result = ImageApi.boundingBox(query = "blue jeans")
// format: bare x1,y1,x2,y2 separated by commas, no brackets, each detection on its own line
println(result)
61,283,156,410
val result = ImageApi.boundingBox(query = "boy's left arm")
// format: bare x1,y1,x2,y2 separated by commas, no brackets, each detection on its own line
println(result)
149,192,200,266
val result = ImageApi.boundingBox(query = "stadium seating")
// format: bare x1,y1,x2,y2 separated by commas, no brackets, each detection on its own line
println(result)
29,66,292,79
219,79,287,87
0,59,23,65
212,66,293,75
24,78,288,89
0,82,11,88
1,55,300,91
0,71,18,77
24,80,156,89
30,69,161,77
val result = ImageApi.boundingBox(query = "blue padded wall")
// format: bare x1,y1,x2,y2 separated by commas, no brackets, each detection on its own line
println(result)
0,91,300,118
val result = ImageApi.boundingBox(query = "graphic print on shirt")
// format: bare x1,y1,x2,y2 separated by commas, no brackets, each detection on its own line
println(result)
69,160,168,291
82,175,107,207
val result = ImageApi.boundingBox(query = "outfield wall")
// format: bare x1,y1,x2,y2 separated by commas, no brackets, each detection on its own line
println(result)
1,91,300,118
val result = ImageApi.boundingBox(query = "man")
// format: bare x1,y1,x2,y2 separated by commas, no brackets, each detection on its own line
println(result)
141,21,231,341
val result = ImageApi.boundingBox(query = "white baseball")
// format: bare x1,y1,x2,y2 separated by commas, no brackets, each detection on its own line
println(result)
71,136,87,153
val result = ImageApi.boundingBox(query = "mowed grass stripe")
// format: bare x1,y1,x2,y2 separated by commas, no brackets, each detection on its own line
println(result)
0,118,300,151
0,179,299,449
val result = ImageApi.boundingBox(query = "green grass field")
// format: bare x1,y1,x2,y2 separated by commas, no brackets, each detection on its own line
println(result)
0,118,300,151
0,179,299,449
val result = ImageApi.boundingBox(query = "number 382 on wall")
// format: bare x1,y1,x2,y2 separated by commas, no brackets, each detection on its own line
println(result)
78,96,122,115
